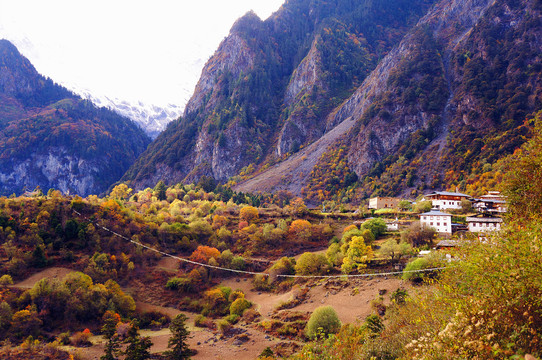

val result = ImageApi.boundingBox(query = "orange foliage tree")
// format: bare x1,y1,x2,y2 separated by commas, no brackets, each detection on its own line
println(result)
189,246,221,264
289,219,312,242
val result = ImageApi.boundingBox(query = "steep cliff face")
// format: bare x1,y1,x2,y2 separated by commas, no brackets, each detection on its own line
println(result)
0,40,150,196
124,0,436,188
338,0,542,197
235,0,541,200
124,0,540,199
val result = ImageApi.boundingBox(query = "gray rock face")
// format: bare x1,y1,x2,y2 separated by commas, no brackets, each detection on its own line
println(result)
185,34,256,115
328,0,496,177
0,147,100,196
277,38,325,157
0,40,151,196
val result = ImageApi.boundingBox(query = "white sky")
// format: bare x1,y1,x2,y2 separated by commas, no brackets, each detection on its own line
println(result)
0,0,285,109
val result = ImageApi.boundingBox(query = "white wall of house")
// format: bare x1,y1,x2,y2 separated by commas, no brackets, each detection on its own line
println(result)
420,213,452,234
467,219,502,232
431,199,463,210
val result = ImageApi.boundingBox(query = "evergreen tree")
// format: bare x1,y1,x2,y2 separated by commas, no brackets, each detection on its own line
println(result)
101,311,121,360
165,314,192,360
124,320,152,360
154,181,167,201
31,245,47,268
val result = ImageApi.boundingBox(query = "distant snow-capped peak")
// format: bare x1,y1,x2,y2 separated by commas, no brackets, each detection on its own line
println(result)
75,89,183,139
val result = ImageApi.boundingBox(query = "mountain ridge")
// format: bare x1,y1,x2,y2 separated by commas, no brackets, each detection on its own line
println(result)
0,39,151,196
123,0,438,190
123,0,541,202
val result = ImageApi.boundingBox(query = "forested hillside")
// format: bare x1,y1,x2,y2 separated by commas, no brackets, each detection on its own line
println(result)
0,39,151,196
124,0,542,206
123,0,437,189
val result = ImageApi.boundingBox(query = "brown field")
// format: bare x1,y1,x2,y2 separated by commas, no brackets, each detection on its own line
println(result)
14,259,407,360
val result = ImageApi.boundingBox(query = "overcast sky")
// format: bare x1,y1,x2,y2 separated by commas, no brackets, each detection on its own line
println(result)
0,0,285,109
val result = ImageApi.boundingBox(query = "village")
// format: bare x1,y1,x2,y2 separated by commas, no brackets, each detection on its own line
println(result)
368,190,506,247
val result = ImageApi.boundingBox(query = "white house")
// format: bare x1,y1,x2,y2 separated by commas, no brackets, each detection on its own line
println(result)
386,218,399,231
466,216,503,233
424,191,470,210
419,209,452,234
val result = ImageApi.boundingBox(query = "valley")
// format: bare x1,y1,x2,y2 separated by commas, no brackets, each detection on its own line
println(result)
0,0,541,358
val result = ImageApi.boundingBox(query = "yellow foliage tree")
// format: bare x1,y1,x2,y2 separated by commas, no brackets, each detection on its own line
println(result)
341,236,374,274
239,206,259,223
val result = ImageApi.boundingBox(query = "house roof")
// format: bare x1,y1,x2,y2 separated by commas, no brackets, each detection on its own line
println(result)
419,209,452,216
425,191,470,198
466,216,503,223
472,198,506,204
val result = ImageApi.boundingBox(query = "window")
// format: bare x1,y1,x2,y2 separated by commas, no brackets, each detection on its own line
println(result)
430,222,433,226
437,222,440,226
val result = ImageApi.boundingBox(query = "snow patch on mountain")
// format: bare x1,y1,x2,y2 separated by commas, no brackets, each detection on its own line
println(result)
77,89,184,139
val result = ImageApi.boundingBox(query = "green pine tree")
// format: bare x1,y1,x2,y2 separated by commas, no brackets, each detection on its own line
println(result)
101,311,121,360
124,321,152,360
154,180,167,201
165,314,192,359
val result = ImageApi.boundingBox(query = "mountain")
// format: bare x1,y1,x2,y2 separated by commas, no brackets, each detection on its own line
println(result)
123,0,437,188
124,0,542,202
78,90,182,139
0,39,151,196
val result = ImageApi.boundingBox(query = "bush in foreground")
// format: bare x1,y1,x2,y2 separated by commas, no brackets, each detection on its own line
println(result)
305,306,341,339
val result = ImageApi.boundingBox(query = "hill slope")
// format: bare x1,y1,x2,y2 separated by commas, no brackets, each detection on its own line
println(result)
122,0,436,188
125,0,542,201
0,39,151,196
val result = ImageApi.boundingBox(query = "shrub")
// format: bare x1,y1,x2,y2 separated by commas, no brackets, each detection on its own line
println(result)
165,277,193,292
268,257,296,282
138,311,170,329
305,306,341,339
224,314,240,324
390,288,408,305
228,290,245,302
0,274,13,286
230,298,252,316
240,206,259,223
242,308,261,323
413,200,433,213
189,245,221,264
294,252,330,275
364,314,384,334
217,318,232,334
56,331,71,345
402,252,445,283
70,328,93,347
360,218,387,239
194,314,214,329
252,274,271,291
401,221,436,247
289,219,312,242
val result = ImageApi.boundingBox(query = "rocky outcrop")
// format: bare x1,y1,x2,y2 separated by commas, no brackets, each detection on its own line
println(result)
0,148,100,195
277,37,325,156
329,0,496,175
184,32,257,115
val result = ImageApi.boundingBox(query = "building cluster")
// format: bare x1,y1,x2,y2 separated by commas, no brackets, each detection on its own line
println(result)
369,191,506,237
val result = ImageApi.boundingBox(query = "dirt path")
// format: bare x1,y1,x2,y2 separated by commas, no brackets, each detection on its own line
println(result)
13,262,408,360
222,276,405,325
12,267,75,289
